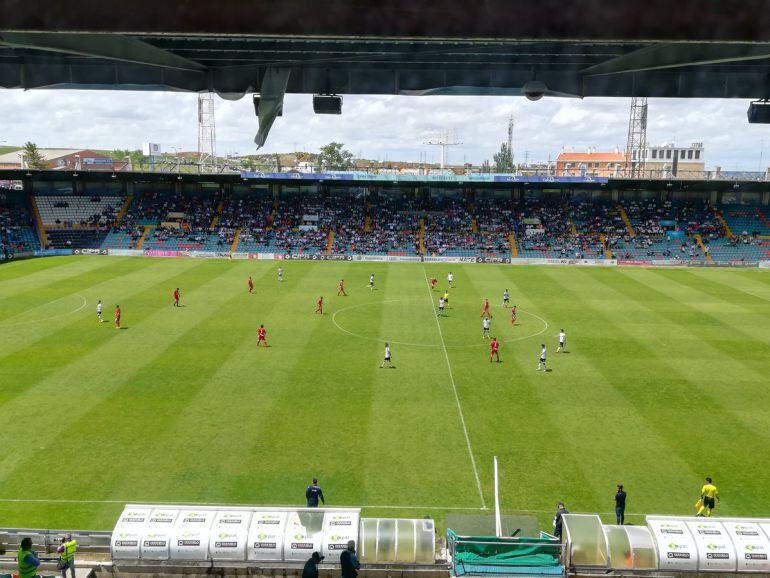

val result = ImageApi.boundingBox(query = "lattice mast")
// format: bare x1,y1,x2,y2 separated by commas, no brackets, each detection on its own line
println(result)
625,97,648,177
198,93,218,173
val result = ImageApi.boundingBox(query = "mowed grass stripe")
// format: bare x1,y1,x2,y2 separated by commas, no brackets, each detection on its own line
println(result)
197,262,379,505
9,263,280,515
84,262,316,511
461,266,611,516
0,258,211,405
0,255,147,304
687,269,770,302
620,268,770,373
647,268,770,322
0,257,203,362
361,265,483,509
0,254,114,286
557,268,770,515
0,256,158,322
498,266,700,518
0,260,244,485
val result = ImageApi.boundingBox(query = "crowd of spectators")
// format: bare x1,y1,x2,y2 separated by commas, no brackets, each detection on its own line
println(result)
22,190,765,261
0,202,36,255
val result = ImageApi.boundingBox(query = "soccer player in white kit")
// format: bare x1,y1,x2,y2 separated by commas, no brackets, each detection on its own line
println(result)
438,297,446,316
368,273,375,291
447,272,454,288
482,316,491,339
537,344,547,371
96,300,103,322
277,266,284,282
502,289,510,307
557,329,566,352
380,342,394,368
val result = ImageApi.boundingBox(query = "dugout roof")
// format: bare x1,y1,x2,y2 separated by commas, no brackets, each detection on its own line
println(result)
1,0,770,99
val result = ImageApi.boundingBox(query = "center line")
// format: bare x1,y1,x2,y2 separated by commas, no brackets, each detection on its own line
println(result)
422,267,486,509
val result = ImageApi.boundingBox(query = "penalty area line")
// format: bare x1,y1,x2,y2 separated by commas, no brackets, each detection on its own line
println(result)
421,266,487,510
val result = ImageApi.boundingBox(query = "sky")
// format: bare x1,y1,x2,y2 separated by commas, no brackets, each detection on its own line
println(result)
0,89,768,171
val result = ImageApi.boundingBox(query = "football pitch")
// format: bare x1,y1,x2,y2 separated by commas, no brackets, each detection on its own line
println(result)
1,256,769,532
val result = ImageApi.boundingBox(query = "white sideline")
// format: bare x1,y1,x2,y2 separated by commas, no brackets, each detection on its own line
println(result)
0,498,481,510
421,266,486,510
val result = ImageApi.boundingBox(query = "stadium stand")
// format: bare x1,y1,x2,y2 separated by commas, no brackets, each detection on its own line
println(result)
16,190,769,263
0,199,40,254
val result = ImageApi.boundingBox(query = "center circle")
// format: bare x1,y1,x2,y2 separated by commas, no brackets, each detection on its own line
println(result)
331,299,548,349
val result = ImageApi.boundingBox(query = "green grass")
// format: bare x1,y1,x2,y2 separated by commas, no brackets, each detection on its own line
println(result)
1,256,769,532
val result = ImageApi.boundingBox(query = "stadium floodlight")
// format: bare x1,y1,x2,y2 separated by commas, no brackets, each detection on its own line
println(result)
313,94,342,114
747,100,770,124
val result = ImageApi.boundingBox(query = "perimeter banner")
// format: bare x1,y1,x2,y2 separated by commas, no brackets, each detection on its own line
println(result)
143,249,181,257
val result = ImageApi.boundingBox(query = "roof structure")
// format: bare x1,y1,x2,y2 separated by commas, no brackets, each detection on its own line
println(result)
1,0,770,99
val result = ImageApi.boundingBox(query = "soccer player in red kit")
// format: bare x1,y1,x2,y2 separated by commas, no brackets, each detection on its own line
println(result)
315,296,324,314
489,337,500,362
430,277,437,290
337,279,347,296
248,276,254,293
480,298,491,318
257,324,268,347
173,288,180,307
511,305,517,325
114,305,121,329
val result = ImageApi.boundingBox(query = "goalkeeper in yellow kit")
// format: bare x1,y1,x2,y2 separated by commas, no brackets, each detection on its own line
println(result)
696,477,720,517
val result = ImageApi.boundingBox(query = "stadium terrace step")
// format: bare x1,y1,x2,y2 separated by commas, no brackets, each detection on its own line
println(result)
509,233,518,258
598,233,613,259
419,218,425,255
135,226,153,250
230,227,241,253
114,194,133,226
717,210,734,237
617,203,636,236
28,193,48,248
694,233,714,263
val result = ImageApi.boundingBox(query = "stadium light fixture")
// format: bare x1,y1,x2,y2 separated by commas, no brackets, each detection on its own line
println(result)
313,94,343,114
747,99,770,124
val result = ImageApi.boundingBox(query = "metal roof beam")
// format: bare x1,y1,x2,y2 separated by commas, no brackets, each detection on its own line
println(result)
0,32,207,72
583,42,770,75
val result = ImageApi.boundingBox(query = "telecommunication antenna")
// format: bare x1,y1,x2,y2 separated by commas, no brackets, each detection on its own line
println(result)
507,113,514,163
425,129,461,169
625,97,648,178
198,93,218,173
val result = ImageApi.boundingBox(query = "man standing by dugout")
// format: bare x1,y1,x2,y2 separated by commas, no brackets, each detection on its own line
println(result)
306,478,325,507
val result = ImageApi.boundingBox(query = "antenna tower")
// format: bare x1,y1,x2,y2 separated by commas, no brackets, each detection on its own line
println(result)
625,97,648,178
198,93,218,173
425,129,461,169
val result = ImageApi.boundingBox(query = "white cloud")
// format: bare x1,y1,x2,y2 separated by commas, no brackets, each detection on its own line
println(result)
0,89,767,170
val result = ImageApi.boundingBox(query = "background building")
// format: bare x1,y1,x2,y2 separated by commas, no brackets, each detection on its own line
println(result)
638,142,705,178
556,151,626,177
0,149,118,171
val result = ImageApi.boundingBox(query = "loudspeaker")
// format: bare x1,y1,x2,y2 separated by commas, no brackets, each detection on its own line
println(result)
313,94,342,114
747,100,770,124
